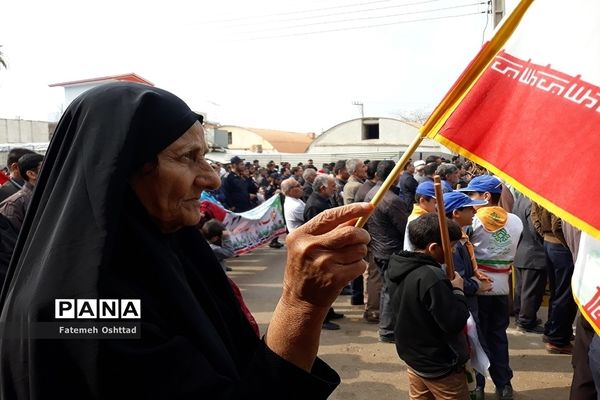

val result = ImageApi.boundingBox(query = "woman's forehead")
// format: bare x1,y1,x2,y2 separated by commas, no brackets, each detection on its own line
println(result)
167,122,207,152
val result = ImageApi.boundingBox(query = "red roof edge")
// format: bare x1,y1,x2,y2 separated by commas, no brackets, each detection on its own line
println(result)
49,73,154,87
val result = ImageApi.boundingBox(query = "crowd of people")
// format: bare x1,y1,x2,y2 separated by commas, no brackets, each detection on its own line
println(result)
201,153,600,400
0,82,597,399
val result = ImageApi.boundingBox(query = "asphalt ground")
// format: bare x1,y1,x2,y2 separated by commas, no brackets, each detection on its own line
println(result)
228,245,573,400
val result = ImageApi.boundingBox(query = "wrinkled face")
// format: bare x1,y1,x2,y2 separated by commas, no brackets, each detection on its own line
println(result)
131,121,220,233
355,161,367,180
446,170,460,185
319,177,336,198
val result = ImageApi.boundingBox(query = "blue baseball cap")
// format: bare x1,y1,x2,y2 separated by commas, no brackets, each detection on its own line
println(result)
459,175,503,194
443,191,488,213
415,181,436,197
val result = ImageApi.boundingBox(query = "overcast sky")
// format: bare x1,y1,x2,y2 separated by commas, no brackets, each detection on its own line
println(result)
0,0,518,134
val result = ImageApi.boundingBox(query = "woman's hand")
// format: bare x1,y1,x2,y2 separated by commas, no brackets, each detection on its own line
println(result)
281,203,373,310
265,203,373,372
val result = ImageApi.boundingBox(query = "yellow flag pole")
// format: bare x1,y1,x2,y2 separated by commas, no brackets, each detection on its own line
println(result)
355,132,426,228
355,0,533,229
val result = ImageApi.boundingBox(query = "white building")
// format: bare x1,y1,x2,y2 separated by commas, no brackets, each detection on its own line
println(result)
306,117,451,162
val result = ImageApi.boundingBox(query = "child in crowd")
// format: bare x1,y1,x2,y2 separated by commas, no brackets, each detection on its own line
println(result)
403,181,437,251
443,191,492,314
201,219,235,272
460,175,523,400
387,213,470,399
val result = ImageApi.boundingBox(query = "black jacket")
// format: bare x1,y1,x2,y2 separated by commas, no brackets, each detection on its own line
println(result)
387,251,470,378
303,192,331,222
364,183,408,260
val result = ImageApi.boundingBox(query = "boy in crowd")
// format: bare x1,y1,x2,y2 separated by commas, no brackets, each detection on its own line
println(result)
403,181,437,251
201,219,235,272
443,191,492,314
460,175,523,400
388,213,470,399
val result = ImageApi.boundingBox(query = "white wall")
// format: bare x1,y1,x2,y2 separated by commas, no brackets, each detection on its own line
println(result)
0,119,50,143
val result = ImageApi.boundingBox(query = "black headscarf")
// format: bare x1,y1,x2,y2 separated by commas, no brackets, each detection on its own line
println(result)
0,82,339,400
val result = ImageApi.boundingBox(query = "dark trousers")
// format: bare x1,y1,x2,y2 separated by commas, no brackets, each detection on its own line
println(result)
590,335,600,396
544,242,577,346
570,314,598,400
476,295,512,389
350,275,364,304
374,257,395,339
365,251,382,315
514,267,547,328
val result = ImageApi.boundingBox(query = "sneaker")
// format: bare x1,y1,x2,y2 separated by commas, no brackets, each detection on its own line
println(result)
516,324,544,334
322,321,340,330
378,335,395,343
496,384,513,400
363,311,380,324
268,242,284,248
225,266,232,272
545,342,573,355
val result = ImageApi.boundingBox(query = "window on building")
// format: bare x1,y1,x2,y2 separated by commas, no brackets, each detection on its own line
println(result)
227,131,233,145
361,119,379,140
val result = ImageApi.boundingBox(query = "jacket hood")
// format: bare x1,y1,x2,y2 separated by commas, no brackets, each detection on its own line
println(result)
387,251,441,283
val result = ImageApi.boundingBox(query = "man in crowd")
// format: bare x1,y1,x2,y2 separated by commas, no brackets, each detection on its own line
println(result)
222,156,257,212
343,159,367,205
301,168,317,202
291,166,304,185
398,160,418,210
0,152,44,230
303,174,344,330
513,191,547,334
531,202,577,355
365,160,409,343
281,178,305,233
413,160,427,183
0,148,35,202
330,160,349,208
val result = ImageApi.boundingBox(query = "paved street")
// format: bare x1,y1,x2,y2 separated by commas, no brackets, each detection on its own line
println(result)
228,245,573,400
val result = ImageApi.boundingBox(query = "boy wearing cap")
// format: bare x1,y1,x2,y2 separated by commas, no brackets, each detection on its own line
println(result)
460,175,523,400
388,213,470,399
443,192,492,315
403,181,437,252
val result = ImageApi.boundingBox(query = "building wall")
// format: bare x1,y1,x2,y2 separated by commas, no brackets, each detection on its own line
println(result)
0,119,50,143
222,127,276,153
64,83,99,106
308,117,450,155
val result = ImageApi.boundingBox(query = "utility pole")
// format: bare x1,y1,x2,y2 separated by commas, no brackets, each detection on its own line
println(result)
492,0,505,28
352,101,364,118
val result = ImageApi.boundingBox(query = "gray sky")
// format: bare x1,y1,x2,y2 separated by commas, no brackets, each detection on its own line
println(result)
0,0,518,134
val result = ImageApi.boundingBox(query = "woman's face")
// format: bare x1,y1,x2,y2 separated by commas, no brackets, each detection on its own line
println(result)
131,121,220,233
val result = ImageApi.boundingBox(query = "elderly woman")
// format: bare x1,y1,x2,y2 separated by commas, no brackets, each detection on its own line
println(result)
0,83,372,399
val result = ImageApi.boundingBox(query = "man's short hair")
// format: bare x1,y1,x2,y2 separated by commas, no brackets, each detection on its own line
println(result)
409,213,463,251
302,168,317,181
435,163,458,179
201,219,225,240
366,160,380,180
313,174,331,192
280,178,299,195
7,148,35,168
423,162,438,176
376,160,396,182
333,160,347,175
345,159,362,175
18,153,44,182
425,155,440,164
291,166,301,175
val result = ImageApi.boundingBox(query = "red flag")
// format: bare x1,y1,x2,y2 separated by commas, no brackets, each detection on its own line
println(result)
423,0,600,334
